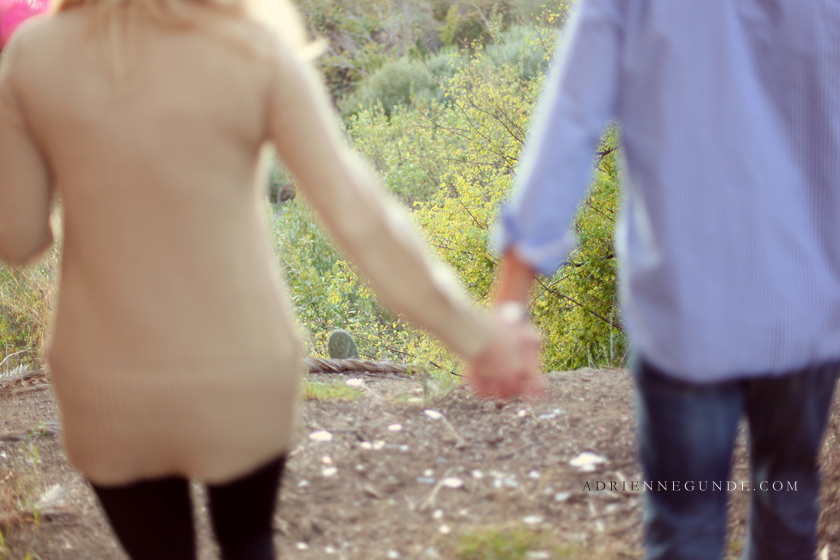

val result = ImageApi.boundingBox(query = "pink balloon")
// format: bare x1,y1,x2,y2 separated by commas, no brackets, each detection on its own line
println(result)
0,0,49,49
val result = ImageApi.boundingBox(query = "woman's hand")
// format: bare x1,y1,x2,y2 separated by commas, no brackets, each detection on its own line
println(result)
466,304,544,400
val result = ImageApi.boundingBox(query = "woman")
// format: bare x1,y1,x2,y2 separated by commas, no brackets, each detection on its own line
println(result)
0,0,542,558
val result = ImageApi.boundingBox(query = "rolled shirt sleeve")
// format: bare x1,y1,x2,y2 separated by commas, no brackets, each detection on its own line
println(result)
0,31,54,266
492,0,623,277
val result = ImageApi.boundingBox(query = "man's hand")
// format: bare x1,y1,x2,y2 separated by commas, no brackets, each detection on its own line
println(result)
466,250,544,400
466,305,544,400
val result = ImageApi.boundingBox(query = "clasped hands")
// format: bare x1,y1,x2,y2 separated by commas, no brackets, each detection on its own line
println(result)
466,303,544,401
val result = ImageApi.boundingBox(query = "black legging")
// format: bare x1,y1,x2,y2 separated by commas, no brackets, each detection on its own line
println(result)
91,455,287,560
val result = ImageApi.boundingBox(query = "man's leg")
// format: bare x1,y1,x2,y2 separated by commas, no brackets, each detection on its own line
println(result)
635,359,743,560
742,361,839,560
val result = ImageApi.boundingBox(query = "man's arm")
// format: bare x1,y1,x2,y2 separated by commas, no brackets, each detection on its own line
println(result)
465,250,543,400
467,0,626,399
493,250,538,306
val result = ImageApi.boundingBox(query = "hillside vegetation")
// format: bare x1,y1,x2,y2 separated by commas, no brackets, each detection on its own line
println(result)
0,0,627,376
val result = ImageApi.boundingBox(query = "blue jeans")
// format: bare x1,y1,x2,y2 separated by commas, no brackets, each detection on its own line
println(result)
634,359,838,560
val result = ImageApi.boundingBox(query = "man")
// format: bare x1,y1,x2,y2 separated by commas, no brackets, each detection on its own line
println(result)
468,1,840,558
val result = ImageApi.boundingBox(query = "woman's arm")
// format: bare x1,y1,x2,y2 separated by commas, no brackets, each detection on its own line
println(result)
0,36,54,266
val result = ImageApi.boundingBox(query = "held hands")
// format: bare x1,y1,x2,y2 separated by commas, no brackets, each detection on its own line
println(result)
466,303,545,400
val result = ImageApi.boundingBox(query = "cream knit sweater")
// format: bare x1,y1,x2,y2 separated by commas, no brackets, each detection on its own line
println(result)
0,7,492,485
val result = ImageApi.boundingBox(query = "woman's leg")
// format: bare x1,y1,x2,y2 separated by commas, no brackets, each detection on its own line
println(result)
206,455,287,560
91,476,195,560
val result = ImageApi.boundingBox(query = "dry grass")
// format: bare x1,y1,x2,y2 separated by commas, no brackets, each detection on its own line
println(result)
0,240,60,372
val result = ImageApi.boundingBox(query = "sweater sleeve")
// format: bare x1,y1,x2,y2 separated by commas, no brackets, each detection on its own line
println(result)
265,40,493,359
0,36,54,266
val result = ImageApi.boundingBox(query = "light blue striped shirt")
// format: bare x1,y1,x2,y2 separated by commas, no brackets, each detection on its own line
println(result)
495,0,840,382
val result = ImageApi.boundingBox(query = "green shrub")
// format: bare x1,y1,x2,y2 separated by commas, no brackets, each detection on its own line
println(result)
511,0,574,22
439,0,513,47
484,25,550,82
293,0,574,101
338,25,550,119
412,58,539,302
341,27,626,372
0,237,60,370
296,0,442,99
338,56,439,117
345,102,451,205
415,55,625,369
268,198,456,370
532,130,626,369
423,44,464,81
3,9,625,377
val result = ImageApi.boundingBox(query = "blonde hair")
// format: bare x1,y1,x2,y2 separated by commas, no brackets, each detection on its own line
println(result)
53,0,323,58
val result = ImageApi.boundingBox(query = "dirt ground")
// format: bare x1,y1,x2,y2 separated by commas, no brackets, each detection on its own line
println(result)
1,367,839,559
